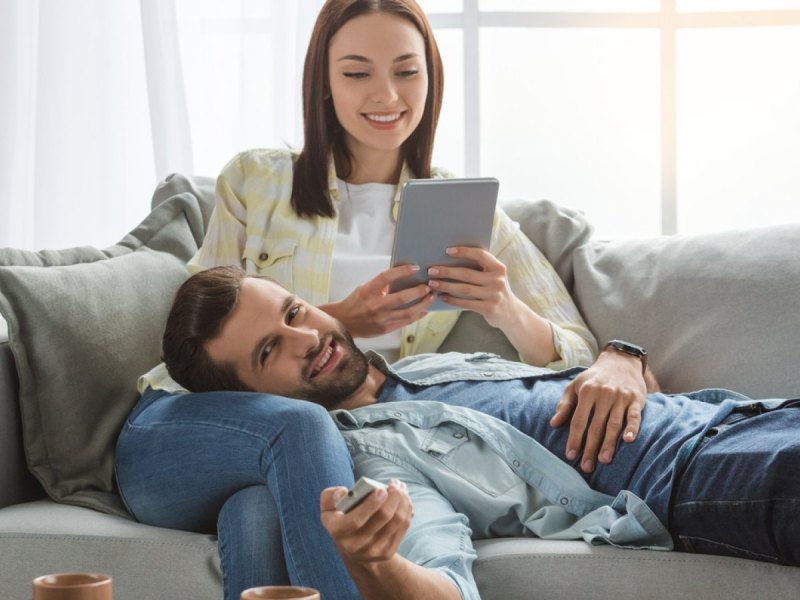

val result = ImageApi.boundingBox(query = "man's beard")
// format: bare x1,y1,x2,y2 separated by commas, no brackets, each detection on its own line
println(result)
296,326,370,409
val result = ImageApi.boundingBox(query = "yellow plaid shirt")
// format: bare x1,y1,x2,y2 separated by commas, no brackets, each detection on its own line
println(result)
140,148,597,393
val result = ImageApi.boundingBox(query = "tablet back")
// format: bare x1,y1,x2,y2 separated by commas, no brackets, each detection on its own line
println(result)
390,177,499,311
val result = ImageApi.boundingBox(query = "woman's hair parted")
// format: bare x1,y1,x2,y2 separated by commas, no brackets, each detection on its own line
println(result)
161,266,257,393
291,0,444,218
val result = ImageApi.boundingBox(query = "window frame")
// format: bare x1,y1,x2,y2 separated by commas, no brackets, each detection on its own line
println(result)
425,0,800,234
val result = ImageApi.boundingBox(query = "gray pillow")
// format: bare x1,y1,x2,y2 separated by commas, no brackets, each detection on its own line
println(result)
439,199,593,359
572,225,800,398
0,191,207,517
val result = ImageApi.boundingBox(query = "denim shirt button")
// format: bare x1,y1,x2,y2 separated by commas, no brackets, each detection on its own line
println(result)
393,411,403,418
482,372,494,377
512,459,521,467
453,432,464,439
560,497,569,506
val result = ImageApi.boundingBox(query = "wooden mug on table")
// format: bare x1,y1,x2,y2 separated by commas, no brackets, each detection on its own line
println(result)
241,586,320,599
32,573,112,600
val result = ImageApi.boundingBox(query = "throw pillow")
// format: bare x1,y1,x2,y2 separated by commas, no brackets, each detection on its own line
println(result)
0,191,207,517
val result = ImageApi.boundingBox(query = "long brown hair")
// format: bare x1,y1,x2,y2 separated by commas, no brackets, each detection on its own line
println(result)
291,0,444,218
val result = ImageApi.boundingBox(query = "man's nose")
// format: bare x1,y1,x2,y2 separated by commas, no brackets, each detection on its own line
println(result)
287,326,321,356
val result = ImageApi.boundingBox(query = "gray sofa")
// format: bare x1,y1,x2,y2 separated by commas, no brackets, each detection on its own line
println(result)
2,174,799,600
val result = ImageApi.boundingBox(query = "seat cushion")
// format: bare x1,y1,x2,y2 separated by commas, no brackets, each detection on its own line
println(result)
473,538,800,600
0,500,221,600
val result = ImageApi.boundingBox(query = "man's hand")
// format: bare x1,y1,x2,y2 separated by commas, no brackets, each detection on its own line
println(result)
321,479,412,564
320,481,459,600
549,348,647,473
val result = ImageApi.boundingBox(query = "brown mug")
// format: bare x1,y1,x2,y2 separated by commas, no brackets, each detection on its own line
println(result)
240,586,320,599
32,573,113,600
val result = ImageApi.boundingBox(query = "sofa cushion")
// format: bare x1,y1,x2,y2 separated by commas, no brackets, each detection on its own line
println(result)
0,500,221,600
0,192,207,517
572,225,800,398
439,199,593,359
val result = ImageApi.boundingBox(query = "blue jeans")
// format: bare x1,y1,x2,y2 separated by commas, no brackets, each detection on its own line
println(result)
670,400,800,565
114,388,359,600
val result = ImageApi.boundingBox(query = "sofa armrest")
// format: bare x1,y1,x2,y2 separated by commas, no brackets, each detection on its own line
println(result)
0,337,45,508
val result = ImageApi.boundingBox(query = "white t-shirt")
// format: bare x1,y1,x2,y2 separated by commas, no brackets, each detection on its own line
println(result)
329,179,401,363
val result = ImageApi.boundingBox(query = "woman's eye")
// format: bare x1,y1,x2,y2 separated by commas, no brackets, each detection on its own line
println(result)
343,71,369,80
397,69,419,78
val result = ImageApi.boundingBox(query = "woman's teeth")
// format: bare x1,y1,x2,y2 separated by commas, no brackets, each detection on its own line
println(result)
366,113,401,122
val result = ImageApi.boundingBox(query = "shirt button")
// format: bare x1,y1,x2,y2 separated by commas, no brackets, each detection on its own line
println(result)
560,497,569,506
453,432,464,439
406,335,415,344
512,459,521,467
258,252,269,261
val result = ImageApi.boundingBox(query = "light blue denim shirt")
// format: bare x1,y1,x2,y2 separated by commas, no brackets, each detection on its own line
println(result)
330,352,677,600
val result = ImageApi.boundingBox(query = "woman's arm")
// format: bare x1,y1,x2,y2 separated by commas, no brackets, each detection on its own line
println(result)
428,207,597,368
187,154,250,274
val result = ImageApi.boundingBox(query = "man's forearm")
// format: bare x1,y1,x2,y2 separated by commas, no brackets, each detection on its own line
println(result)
344,553,461,600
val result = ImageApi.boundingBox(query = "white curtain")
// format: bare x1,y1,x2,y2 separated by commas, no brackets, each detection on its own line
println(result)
0,0,321,251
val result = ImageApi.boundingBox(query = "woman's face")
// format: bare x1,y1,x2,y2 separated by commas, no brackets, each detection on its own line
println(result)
328,12,428,162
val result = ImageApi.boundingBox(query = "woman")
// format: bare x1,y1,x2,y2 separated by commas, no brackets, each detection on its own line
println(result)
117,1,623,599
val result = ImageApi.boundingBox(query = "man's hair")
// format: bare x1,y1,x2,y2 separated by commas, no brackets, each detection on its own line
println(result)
162,266,261,393
291,0,444,218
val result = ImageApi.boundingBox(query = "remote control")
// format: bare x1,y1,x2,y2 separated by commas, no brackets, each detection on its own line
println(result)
335,476,388,513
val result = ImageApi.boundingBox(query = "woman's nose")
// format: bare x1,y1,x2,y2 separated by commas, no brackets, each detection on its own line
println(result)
370,75,398,104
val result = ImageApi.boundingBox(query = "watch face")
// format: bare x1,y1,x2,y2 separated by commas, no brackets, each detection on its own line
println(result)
607,340,646,357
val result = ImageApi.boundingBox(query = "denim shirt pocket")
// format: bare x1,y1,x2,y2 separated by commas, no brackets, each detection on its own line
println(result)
242,239,297,289
421,422,520,497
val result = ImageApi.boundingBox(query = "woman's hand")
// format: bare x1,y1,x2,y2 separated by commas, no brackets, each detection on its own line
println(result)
429,246,558,366
426,247,516,329
549,349,648,473
321,266,435,337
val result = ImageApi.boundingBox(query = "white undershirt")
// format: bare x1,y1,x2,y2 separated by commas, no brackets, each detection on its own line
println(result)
329,178,401,363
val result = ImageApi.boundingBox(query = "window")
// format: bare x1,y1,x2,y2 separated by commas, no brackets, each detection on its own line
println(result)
420,0,800,238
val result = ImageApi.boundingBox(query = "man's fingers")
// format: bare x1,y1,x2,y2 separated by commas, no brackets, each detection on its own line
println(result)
565,399,592,463
598,404,627,465
321,486,349,512
623,403,643,443
550,382,577,427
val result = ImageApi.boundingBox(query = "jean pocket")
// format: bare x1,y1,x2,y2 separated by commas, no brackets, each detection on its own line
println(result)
678,535,781,564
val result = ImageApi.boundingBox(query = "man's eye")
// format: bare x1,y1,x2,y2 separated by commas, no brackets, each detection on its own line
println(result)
343,71,369,80
260,345,273,365
287,305,301,323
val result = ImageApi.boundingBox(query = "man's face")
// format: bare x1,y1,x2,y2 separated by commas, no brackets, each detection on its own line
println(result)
205,278,370,408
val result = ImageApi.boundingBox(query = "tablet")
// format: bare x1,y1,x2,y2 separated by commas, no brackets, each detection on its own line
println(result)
389,177,499,311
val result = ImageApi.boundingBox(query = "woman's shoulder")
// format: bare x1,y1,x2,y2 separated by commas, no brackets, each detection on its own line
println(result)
221,147,301,178
431,165,455,180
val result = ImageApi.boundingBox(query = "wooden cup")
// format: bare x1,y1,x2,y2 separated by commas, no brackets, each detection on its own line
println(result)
240,586,320,599
32,573,113,600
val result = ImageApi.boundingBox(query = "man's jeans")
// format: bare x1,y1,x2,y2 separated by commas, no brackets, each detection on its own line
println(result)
671,399,800,565
114,388,359,600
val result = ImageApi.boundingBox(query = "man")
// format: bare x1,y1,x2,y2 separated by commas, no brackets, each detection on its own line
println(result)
161,266,799,600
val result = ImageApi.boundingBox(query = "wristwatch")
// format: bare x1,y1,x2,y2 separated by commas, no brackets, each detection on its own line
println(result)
604,339,648,375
